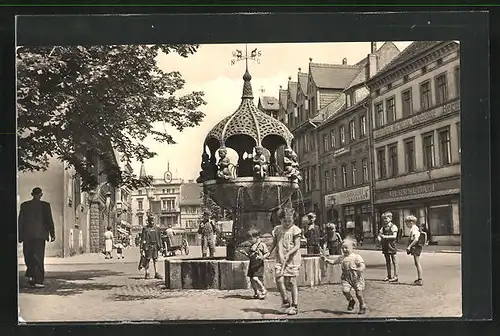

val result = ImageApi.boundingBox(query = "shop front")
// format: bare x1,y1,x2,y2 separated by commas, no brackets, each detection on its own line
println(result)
324,185,373,239
374,177,460,245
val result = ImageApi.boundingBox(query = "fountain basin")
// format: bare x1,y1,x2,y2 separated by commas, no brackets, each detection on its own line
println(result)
164,256,341,290
203,177,299,212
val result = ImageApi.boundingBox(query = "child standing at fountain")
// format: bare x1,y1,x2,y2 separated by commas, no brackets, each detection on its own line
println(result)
321,238,367,314
240,228,269,299
270,207,302,315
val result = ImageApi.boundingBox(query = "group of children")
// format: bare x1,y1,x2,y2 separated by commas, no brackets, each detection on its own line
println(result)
239,208,428,316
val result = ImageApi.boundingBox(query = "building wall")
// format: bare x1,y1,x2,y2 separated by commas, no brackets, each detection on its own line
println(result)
180,205,203,229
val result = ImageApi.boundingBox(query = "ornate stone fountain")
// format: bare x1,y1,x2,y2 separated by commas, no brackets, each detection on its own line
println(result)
196,66,302,260
163,50,339,290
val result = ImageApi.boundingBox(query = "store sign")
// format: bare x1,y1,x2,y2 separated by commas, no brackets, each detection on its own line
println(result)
324,186,371,207
333,147,350,157
374,99,460,139
388,184,436,198
376,178,460,202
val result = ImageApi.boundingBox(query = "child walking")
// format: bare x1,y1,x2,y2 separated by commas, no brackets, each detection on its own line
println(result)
269,207,302,315
377,211,399,282
140,213,163,280
115,241,125,259
240,228,269,299
321,238,367,314
405,215,425,286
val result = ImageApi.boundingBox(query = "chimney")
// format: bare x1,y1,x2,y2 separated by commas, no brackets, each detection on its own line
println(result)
342,58,347,65
298,67,301,72
367,53,378,79
309,57,313,62
371,42,377,54
288,76,292,81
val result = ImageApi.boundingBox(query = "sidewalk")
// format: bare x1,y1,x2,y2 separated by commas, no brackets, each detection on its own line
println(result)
355,241,461,254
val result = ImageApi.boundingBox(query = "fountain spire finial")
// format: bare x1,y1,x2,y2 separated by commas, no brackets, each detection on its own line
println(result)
230,44,262,100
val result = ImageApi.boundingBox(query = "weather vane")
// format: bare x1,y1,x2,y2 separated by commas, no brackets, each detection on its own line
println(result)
231,44,262,68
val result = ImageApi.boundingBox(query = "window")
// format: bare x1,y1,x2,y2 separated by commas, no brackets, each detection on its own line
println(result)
351,161,357,186
386,97,396,123
439,128,452,165
310,132,315,150
360,115,367,137
454,66,460,96
138,199,143,210
340,125,346,145
420,81,432,109
162,189,165,194
138,190,143,195
362,158,369,183
332,168,337,190
341,165,347,188
429,204,453,235
347,94,351,107
422,133,435,169
402,89,413,117
404,138,416,173
324,170,330,191
323,134,329,152
388,144,398,177
456,122,461,156
330,130,336,149
377,148,387,179
311,165,317,189
435,73,448,105
304,133,309,153
138,215,144,226
375,102,384,127
349,120,356,141
162,200,167,209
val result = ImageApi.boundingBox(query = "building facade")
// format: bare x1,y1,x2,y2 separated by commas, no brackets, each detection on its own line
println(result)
179,181,203,230
257,95,280,119
318,42,401,237
366,41,460,245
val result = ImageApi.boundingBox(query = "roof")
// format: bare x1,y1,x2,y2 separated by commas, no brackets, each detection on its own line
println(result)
258,96,280,111
345,68,367,91
320,94,347,122
279,89,288,108
371,41,444,79
309,63,362,90
298,72,308,96
354,42,400,67
288,81,298,104
180,183,202,206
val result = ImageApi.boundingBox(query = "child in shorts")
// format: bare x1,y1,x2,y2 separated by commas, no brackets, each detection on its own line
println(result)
240,228,269,299
405,215,424,286
269,207,302,315
115,242,124,259
321,238,367,314
378,211,399,282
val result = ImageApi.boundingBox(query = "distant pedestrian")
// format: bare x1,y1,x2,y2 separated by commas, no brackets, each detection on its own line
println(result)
198,211,216,258
104,226,114,259
269,207,302,315
325,222,343,255
405,215,424,286
18,187,56,288
239,228,269,299
140,214,163,279
115,241,125,259
377,211,399,282
321,238,367,314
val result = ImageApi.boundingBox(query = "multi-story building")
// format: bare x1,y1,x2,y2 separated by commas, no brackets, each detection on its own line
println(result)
366,41,460,245
180,181,203,230
130,164,182,230
115,158,134,238
258,95,280,119
318,42,401,237
278,86,288,125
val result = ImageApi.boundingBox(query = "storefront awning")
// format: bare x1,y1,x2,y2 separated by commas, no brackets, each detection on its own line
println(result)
374,189,460,205
116,227,129,235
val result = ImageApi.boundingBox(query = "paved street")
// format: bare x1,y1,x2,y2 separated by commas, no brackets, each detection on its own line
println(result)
18,249,461,322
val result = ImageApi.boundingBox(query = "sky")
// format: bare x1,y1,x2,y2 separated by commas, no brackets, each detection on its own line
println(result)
133,41,412,181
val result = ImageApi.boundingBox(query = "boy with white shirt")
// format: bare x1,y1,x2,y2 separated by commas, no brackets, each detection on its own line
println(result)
405,215,424,286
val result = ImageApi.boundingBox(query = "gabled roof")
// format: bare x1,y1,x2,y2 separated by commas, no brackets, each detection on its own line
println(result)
298,72,308,96
287,81,298,104
371,41,445,79
345,68,367,91
354,42,400,67
309,63,362,90
180,183,202,206
279,89,288,108
319,94,347,123
258,96,280,111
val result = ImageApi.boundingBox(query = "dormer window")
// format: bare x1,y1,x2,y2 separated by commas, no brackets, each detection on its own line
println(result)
346,94,351,107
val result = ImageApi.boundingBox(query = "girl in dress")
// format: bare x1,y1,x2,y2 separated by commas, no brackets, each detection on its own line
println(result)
269,207,302,315
104,226,114,259
321,238,367,314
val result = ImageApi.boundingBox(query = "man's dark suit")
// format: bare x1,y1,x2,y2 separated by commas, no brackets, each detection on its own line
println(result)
18,199,55,285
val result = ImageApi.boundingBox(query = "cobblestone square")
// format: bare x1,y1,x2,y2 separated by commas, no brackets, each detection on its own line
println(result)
18,250,461,322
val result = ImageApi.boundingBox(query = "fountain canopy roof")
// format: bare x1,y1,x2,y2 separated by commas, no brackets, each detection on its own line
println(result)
205,69,293,149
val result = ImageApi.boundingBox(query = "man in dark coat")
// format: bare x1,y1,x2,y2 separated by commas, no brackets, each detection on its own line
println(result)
18,187,55,288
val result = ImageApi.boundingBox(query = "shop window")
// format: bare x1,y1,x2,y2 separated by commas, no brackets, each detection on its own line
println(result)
429,204,453,235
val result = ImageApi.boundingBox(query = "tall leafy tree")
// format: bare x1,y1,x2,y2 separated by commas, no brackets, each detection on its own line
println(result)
17,44,206,191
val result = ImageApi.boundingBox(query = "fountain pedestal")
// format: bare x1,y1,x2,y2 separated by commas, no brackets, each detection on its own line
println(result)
229,211,274,261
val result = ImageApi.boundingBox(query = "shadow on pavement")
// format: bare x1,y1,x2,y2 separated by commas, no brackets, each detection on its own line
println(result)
18,269,125,296
222,294,257,300
308,308,350,316
242,308,283,315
